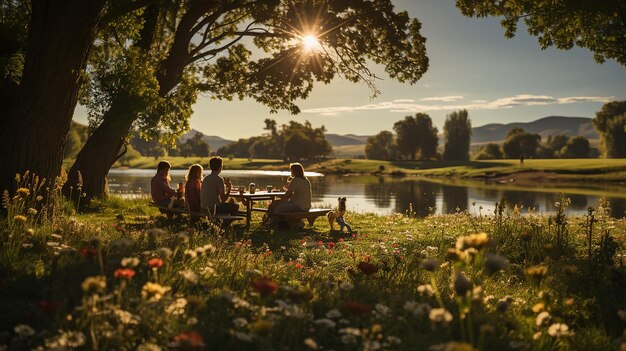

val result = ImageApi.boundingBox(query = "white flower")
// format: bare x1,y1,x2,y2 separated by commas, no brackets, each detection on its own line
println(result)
326,309,342,319
180,269,199,285
114,309,140,325
233,318,248,328
404,301,431,318
233,331,254,342
121,257,139,267
14,324,35,337
374,303,391,318
547,323,574,338
339,327,362,336
428,308,453,327
165,298,188,315
183,249,197,259
137,342,162,351
156,247,173,259
58,330,86,348
535,311,551,326
417,284,434,296
314,318,337,328
339,281,354,291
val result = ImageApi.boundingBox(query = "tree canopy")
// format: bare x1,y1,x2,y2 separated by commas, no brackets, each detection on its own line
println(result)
502,128,541,159
393,114,438,161
593,100,626,158
365,131,397,161
455,0,626,65
443,109,472,161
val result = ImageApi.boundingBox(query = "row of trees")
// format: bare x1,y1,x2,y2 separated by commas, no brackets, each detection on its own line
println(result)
475,129,592,160
217,119,331,161
366,110,472,161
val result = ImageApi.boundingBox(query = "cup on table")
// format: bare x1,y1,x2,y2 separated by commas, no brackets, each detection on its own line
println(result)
266,185,272,193
238,186,245,195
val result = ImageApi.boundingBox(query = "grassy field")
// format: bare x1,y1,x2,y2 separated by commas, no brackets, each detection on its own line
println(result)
2,175,626,350
112,156,626,182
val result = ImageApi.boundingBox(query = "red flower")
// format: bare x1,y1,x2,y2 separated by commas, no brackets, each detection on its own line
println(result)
295,262,303,269
173,331,205,350
357,261,379,275
326,242,336,249
251,277,278,296
345,301,372,315
79,248,98,260
147,258,164,268
114,268,135,280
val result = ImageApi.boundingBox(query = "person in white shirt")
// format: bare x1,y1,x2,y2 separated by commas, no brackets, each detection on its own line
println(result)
268,163,312,215
200,156,239,215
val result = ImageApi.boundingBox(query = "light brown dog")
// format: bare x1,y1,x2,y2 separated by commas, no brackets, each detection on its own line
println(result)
327,197,352,232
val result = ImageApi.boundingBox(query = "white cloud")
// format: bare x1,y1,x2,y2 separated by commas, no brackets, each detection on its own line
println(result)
421,95,464,102
301,94,614,116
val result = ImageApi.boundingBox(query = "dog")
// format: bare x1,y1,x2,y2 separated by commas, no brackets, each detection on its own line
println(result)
327,197,353,233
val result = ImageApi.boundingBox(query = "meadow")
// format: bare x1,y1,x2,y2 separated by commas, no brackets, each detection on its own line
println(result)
1,173,626,350
111,157,626,182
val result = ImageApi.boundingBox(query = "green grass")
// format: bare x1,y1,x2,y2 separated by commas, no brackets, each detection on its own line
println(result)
106,156,626,182
1,187,626,350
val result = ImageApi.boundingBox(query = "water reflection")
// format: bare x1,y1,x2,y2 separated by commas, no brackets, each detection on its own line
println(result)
107,169,626,218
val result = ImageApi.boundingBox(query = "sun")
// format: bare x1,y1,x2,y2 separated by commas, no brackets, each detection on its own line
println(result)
301,34,321,52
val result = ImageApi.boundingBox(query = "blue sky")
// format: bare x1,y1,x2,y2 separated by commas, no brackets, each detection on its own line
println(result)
74,0,626,140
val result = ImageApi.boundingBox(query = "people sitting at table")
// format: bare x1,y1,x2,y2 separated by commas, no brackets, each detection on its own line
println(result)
266,163,311,217
151,161,178,207
201,156,240,215
184,164,203,212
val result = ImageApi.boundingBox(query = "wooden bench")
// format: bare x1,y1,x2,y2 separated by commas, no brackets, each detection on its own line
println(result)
271,209,332,229
149,204,244,226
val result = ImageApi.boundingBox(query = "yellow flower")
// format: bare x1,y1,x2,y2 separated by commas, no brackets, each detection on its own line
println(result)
141,282,170,302
526,265,548,285
14,215,27,223
17,187,30,198
27,208,38,216
81,276,106,294
456,232,490,251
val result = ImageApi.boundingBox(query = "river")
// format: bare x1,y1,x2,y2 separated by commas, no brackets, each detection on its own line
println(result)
108,169,626,218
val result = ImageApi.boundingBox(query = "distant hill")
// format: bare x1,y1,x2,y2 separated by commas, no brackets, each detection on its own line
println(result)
179,129,234,151
324,133,370,146
472,116,598,143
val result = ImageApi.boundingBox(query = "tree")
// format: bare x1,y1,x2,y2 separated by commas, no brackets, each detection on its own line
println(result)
593,100,626,158
474,143,503,160
561,136,591,158
176,133,210,157
365,131,396,161
543,134,569,158
393,114,438,160
456,0,626,66
68,0,430,201
443,109,472,161
502,128,541,159
0,0,107,195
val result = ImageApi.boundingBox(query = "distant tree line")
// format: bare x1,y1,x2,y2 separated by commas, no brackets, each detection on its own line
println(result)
366,110,472,161
217,119,331,161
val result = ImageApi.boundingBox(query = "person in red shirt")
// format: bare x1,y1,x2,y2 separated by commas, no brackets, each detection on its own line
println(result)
184,164,203,212
151,161,177,207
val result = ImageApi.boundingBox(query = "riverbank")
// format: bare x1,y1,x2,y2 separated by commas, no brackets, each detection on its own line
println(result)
111,157,626,183
1,195,625,350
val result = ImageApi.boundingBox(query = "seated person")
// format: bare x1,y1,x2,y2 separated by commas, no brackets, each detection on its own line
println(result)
200,156,239,215
185,164,203,212
268,163,311,215
151,161,178,207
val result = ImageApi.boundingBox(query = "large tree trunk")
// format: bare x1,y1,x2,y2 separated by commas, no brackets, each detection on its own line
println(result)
0,0,104,195
65,97,137,202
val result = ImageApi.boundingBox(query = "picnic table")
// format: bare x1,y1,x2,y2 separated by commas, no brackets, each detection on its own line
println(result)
149,203,243,226
230,190,285,226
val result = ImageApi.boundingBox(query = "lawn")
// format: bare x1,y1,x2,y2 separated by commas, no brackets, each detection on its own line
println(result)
1,176,626,350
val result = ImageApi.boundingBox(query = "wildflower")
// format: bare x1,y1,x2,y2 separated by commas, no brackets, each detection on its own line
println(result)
81,276,106,294
175,232,189,243
14,324,35,337
172,331,205,349
326,309,342,319
250,319,273,335
547,323,574,338
341,334,358,345
339,281,354,291
471,286,483,304
428,308,453,328
233,317,248,328
532,303,545,313
453,272,473,297
233,331,254,342
180,269,199,285
496,296,513,312
137,342,162,351
16,187,30,198
14,215,27,223
27,208,37,216
79,247,98,260
148,257,164,269
112,238,133,248
345,301,372,315
526,265,548,285
315,318,337,328
374,303,391,318
485,253,508,274
183,249,197,259
456,232,490,251
251,277,278,296
420,258,439,272
156,247,173,259
429,341,476,351
303,338,318,349
417,284,434,296
57,330,86,348
446,248,464,261
36,195,43,201
114,309,140,325
357,261,379,275
535,311,551,326
114,268,136,280
141,282,170,302
404,300,432,318
165,298,188,315
147,228,167,240
121,257,140,267
25,228,34,235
